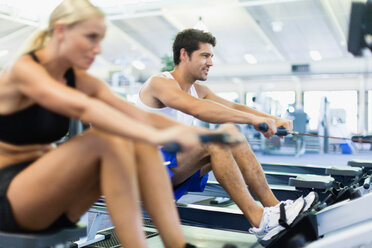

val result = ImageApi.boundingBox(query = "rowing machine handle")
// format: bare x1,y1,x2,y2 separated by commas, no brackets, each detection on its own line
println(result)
162,143,182,153
163,133,231,153
258,123,289,136
351,135,372,143
363,176,371,189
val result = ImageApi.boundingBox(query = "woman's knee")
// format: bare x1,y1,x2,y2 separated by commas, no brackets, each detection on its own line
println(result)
134,142,157,155
133,142,159,162
82,129,134,156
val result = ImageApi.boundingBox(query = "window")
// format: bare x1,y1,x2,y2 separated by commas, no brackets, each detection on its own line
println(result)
304,91,358,133
369,90,372,132
216,92,239,103
262,91,296,117
245,92,255,107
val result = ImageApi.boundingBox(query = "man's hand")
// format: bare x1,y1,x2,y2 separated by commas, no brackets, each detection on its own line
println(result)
274,118,293,132
252,117,277,139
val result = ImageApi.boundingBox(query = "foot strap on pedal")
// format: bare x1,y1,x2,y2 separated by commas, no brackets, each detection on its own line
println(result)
278,203,290,229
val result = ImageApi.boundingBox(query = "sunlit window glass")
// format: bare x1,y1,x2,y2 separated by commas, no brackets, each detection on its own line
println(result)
304,91,357,133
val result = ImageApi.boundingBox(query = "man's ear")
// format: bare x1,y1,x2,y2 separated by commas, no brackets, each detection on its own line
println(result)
179,48,189,62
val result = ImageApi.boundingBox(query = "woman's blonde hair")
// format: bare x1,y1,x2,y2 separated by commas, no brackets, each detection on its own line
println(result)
20,0,104,55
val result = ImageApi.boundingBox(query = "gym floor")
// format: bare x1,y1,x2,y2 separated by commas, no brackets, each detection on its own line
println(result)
86,150,371,248
144,226,260,248
256,150,372,166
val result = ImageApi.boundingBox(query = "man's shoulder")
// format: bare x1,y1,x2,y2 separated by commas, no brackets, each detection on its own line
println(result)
193,82,211,99
193,81,209,91
148,72,177,85
151,72,168,80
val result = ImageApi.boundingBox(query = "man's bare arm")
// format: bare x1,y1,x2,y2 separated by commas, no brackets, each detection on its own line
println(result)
149,76,278,137
77,72,211,135
196,83,293,131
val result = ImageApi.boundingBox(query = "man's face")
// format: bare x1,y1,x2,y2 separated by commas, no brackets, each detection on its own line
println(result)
186,42,214,81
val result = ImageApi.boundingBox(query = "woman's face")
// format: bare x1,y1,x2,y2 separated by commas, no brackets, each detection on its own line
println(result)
60,17,106,70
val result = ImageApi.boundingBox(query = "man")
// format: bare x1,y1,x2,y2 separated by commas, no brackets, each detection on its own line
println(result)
137,29,315,241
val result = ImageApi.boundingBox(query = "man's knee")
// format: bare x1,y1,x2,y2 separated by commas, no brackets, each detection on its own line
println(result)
206,142,230,154
235,138,253,152
206,134,253,157
178,144,209,163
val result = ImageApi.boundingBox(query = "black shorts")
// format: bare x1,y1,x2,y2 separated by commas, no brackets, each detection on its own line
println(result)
0,161,76,233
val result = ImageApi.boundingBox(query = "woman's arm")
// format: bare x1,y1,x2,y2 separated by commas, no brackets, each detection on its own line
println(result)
75,70,211,134
10,57,198,146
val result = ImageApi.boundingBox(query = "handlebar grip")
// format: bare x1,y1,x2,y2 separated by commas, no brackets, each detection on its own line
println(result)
258,123,268,132
258,123,289,136
163,133,233,153
199,133,230,143
276,128,289,136
352,135,372,143
363,176,371,189
162,142,182,153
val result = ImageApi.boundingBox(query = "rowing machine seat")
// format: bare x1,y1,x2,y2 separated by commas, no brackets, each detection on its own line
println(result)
0,224,86,248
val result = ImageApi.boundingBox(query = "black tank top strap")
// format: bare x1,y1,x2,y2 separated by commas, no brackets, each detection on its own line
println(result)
29,51,40,63
29,51,75,88
64,68,75,88
0,51,74,145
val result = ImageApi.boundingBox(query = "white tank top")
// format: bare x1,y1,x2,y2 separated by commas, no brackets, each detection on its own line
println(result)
137,71,198,126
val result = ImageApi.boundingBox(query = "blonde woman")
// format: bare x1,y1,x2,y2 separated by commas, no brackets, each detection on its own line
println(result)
0,1,217,247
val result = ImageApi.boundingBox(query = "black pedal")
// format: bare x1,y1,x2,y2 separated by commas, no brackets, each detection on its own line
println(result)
333,187,361,203
185,243,197,248
259,213,318,248
222,244,237,248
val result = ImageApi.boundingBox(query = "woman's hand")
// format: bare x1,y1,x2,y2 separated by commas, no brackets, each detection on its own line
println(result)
152,125,201,151
216,124,245,144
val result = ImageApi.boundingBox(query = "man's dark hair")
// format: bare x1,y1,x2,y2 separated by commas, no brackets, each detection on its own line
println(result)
173,29,216,65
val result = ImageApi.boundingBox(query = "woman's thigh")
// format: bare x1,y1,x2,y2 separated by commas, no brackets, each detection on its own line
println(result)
6,129,130,230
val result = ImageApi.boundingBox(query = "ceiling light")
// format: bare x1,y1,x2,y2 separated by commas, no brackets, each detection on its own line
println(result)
244,54,258,64
271,21,283,32
194,16,208,32
132,60,146,70
309,50,322,61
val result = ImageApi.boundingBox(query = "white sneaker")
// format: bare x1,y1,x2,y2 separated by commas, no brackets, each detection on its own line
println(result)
249,197,305,241
303,191,317,211
279,199,293,206
279,191,317,212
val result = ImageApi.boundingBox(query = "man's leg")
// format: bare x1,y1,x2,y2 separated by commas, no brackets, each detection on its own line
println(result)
230,139,279,207
170,146,209,188
198,144,306,241
172,138,306,240
172,144,264,227
224,125,316,210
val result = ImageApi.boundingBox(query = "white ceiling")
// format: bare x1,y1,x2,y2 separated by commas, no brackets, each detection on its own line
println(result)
0,0,370,82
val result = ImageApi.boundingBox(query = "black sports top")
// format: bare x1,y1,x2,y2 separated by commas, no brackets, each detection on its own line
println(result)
0,52,75,145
